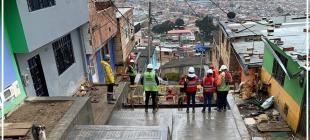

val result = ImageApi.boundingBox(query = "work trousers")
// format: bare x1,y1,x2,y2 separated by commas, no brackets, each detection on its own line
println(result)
203,93,213,111
129,75,135,85
186,92,196,109
145,91,157,110
217,91,228,110
107,84,114,102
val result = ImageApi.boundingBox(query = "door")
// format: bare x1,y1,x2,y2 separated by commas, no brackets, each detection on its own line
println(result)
28,55,49,96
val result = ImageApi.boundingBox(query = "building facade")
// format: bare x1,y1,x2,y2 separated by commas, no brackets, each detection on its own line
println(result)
85,0,118,84
5,0,89,96
262,17,307,134
1,40,26,115
114,7,135,74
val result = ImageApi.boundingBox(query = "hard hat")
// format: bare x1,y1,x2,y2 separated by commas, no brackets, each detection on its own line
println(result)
207,69,213,74
188,67,195,73
104,54,110,60
147,64,153,69
130,59,134,63
220,65,228,71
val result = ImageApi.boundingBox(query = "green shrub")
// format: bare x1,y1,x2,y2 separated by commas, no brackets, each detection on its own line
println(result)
164,72,179,81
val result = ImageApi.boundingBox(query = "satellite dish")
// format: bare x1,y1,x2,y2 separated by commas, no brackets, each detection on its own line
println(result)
227,12,236,19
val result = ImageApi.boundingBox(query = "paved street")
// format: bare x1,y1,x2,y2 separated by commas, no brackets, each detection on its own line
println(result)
107,109,246,140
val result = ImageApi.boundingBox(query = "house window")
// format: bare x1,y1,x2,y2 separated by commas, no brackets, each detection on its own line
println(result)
53,34,75,75
164,52,170,55
27,0,56,12
272,51,287,86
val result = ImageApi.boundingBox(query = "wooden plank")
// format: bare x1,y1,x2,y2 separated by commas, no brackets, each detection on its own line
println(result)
257,123,291,132
0,128,29,137
3,123,32,129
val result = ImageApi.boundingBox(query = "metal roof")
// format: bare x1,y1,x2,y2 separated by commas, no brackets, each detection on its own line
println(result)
220,15,308,68
116,8,132,18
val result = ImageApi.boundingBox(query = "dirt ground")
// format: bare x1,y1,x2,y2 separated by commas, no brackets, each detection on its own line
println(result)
5,101,73,139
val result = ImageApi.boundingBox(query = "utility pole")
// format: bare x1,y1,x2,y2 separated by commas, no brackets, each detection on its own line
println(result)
148,1,151,61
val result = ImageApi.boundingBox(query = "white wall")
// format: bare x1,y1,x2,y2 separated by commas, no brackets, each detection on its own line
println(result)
16,29,85,96
16,0,88,52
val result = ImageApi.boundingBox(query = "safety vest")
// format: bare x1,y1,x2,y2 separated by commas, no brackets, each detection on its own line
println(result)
143,71,158,92
217,72,230,92
185,77,198,93
202,76,215,93
128,65,137,76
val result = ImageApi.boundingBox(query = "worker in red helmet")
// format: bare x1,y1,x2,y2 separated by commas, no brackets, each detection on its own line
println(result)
127,59,137,85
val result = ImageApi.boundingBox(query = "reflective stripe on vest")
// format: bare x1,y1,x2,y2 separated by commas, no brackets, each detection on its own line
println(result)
203,77,214,93
129,65,137,76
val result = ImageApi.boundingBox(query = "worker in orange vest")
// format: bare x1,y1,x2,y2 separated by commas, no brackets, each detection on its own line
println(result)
201,69,216,113
184,67,199,113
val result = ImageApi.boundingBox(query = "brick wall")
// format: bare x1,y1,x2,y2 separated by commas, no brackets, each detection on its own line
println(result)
88,0,117,51
114,8,134,65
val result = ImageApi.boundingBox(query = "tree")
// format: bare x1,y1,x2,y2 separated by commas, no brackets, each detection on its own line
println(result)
195,15,218,42
175,18,185,28
152,20,175,34
276,7,284,14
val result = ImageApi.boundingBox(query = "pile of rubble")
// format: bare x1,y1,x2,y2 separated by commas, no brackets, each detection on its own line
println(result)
73,81,98,97
235,95,294,138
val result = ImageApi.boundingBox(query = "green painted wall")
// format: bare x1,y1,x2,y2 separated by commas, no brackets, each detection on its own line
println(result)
262,46,274,74
2,28,27,116
4,0,29,53
262,40,305,106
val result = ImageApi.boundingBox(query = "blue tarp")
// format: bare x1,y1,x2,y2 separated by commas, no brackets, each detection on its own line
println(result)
194,43,209,52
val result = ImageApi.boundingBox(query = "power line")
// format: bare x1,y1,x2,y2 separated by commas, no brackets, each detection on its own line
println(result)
109,0,135,27
206,0,259,35
184,0,201,17
208,0,229,14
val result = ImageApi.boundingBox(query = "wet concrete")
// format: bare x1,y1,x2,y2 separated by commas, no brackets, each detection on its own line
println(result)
107,109,247,140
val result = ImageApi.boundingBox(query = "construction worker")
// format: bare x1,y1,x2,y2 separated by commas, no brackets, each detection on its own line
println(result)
184,67,199,113
217,65,233,112
141,64,159,113
209,63,220,110
201,69,216,113
101,55,116,104
209,64,219,80
127,59,137,85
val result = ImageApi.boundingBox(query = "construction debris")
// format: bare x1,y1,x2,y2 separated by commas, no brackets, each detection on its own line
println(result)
260,96,274,110
1,123,32,138
240,78,254,100
244,118,256,125
255,114,269,123
272,109,280,116
257,122,291,132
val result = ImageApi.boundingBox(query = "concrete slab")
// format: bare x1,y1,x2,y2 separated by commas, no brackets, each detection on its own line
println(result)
68,125,169,140
107,108,248,140
90,82,129,125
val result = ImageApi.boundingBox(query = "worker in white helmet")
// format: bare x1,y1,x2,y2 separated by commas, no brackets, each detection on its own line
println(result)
141,64,159,113
217,65,233,112
184,67,199,113
127,59,137,85
201,69,216,113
